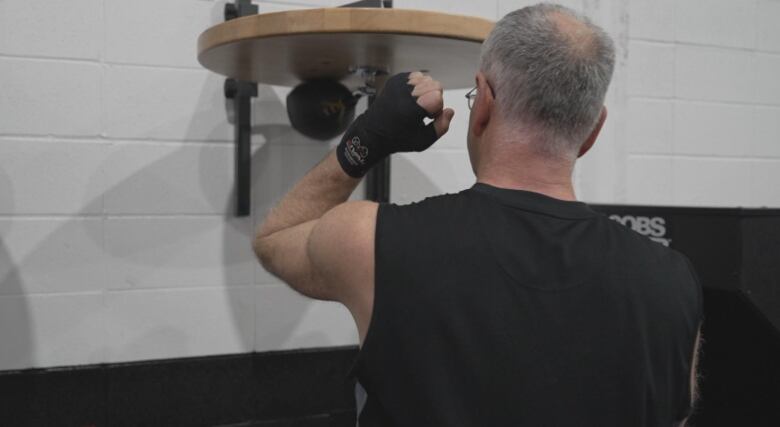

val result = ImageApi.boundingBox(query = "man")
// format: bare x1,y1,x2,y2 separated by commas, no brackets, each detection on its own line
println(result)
254,4,702,426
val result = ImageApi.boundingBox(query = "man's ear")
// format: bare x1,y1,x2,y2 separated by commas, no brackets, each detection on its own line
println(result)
472,72,494,137
578,106,607,158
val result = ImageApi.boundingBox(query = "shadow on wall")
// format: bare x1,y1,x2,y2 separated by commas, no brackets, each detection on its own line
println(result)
390,154,460,205
0,48,453,370
248,83,352,350
89,75,338,361
0,164,33,370
0,73,335,370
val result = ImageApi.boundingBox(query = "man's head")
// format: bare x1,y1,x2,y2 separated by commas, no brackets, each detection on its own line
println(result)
467,3,615,172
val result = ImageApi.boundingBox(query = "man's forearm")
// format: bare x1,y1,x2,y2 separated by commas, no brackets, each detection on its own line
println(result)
252,72,450,299
256,150,362,239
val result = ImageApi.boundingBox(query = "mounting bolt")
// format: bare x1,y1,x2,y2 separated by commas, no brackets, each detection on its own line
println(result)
225,0,258,21
224,3,238,20
224,78,238,99
247,82,258,98
225,78,258,99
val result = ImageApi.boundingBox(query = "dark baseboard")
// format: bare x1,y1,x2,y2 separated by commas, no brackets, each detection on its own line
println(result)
0,346,360,427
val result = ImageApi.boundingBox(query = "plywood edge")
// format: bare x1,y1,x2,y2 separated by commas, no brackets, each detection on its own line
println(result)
197,8,494,60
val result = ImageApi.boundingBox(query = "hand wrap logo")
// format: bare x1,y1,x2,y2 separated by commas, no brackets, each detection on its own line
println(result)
344,136,369,166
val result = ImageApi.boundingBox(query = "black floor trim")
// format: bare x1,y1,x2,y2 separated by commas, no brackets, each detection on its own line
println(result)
0,346,360,427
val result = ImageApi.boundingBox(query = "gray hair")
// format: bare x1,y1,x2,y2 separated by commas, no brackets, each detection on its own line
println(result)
479,3,615,157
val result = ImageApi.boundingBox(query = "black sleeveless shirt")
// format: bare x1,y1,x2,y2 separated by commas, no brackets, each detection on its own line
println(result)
350,183,702,427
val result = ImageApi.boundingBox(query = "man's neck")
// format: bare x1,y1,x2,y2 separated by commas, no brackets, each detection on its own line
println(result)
475,152,578,202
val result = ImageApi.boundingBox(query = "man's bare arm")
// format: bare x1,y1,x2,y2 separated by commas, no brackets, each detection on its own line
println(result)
252,150,367,300
255,151,361,240
678,326,703,427
253,72,453,304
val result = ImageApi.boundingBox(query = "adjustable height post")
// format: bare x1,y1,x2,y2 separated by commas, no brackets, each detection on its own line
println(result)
225,79,257,216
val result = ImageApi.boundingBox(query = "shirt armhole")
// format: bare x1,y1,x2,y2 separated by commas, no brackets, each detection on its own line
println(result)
678,253,704,421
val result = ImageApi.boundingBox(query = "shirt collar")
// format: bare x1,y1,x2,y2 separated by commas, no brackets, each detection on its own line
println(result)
470,182,597,219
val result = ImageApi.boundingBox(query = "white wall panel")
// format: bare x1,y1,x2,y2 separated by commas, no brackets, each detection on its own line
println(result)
1,0,780,371
0,0,102,60
0,59,101,137
0,140,108,215
105,286,255,363
0,219,107,296
0,293,105,370
255,284,358,352
104,217,254,290
675,0,757,49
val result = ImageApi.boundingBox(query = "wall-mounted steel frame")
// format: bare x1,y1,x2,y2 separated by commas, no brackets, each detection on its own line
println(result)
223,0,393,216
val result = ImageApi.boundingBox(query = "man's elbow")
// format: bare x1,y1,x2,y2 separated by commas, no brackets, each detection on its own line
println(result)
252,235,274,272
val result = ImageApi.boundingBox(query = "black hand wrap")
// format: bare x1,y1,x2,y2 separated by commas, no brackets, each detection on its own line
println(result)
337,72,439,178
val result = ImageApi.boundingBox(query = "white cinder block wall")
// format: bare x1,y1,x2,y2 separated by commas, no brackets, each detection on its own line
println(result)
0,0,778,371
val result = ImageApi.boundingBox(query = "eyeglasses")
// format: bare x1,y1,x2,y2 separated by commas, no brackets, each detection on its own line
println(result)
466,81,496,110
465,86,477,110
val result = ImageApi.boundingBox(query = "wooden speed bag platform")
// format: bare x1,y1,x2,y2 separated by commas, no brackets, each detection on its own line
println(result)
198,8,494,89
197,6,494,215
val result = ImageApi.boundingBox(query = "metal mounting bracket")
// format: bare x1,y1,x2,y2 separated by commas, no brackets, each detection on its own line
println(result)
223,0,393,216
224,0,258,217
224,78,257,217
